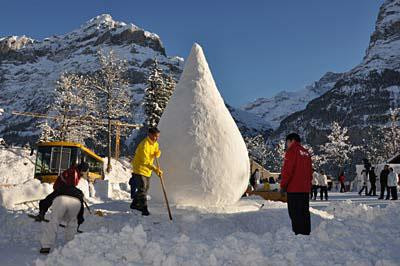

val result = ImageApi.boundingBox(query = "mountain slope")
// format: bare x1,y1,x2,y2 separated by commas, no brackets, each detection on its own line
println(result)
272,0,400,149
0,14,266,147
242,72,343,129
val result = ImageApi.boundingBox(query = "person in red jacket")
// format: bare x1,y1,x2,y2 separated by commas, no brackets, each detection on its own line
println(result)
280,133,312,235
35,162,88,222
339,172,346,193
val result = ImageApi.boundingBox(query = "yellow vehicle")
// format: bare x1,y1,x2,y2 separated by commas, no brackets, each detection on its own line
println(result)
34,141,104,183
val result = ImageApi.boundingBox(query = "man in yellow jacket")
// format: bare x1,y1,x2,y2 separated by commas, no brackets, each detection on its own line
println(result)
130,127,162,216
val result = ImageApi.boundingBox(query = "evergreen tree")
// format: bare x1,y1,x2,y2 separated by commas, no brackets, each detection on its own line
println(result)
144,60,176,127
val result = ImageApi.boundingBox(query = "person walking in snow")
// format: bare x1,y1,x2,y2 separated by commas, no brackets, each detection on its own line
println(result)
387,167,398,200
367,167,377,196
280,133,313,235
250,169,260,190
311,169,319,200
318,170,328,200
130,127,162,216
358,170,368,196
379,165,390,199
339,172,346,193
34,161,88,223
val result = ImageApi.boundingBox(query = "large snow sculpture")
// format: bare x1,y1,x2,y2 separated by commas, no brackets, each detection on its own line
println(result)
150,43,250,207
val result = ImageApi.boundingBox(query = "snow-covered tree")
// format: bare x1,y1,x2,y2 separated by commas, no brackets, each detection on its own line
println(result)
83,49,132,172
144,60,176,127
263,139,286,172
38,121,56,142
51,73,99,144
320,121,358,174
303,143,324,170
381,108,400,160
245,134,268,166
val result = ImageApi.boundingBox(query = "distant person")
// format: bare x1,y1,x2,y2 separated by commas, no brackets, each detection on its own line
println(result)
367,167,377,196
269,176,276,184
387,168,398,200
311,169,319,200
250,169,260,190
318,170,328,200
358,170,368,196
378,165,390,199
339,172,346,193
280,133,312,235
130,127,162,216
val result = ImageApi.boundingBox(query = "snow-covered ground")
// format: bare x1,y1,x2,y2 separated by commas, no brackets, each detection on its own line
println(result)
0,147,399,265
0,192,398,266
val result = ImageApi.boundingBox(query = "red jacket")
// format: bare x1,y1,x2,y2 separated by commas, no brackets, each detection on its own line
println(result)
280,142,312,193
339,175,345,183
53,165,81,190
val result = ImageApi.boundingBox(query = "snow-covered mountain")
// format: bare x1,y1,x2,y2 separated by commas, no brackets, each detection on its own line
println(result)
0,14,266,147
242,72,343,129
272,0,400,149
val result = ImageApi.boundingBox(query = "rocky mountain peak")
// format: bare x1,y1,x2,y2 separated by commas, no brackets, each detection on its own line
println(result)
354,0,400,75
0,36,34,53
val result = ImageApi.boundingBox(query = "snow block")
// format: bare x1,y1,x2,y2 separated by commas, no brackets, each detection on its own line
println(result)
0,179,52,208
150,43,250,207
93,180,112,199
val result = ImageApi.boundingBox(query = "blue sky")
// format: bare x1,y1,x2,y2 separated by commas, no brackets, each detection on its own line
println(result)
1,0,383,106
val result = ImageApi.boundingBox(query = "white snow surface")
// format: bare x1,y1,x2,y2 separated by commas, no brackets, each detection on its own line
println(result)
0,149,398,266
0,194,397,265
151,43,250,207
0,147,35,185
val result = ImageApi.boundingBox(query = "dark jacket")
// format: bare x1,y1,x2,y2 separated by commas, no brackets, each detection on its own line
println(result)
369,170,377,183
380,169,389,184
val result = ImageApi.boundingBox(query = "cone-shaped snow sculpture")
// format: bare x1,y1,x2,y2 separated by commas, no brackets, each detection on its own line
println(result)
150,43,250,207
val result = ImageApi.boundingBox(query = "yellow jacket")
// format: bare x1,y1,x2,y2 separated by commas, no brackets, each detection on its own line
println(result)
131,137,161,177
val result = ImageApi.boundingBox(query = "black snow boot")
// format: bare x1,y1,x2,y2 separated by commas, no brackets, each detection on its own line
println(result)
40,248,50,254
141,206,150,216
130,201,142,212
34,212,46,222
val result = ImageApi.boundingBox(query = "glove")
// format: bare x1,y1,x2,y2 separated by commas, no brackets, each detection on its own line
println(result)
153,150,161,158
155,168,163,177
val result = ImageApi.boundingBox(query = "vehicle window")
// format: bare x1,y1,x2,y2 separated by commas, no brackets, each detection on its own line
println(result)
35,147,52,174
50,147,71,173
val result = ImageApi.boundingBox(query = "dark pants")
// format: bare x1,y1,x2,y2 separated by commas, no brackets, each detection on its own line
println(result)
129,174,137,199
359,185,367,196
320,186,328,200
379,183,387,199
387,187,398,200
132,174,150,209
39,190,58,215
340,182,345,193
310,185,318,199
287,192,311,235
368,182,376,196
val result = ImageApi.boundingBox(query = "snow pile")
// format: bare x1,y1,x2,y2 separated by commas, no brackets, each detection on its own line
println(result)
104,158,131,183
151,43,250,207
0,147,35,185
0,179,52,208
37,200,400,266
